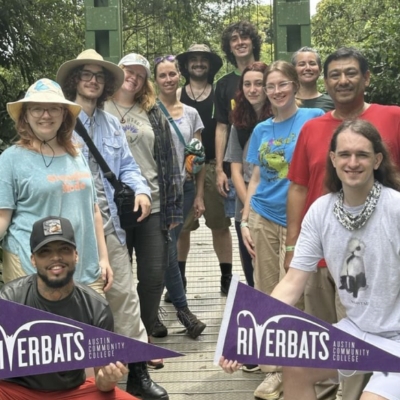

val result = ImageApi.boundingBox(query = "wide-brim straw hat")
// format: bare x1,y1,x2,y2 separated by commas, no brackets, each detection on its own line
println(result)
7,78,82,122
176,44,223,83
56,49,124,93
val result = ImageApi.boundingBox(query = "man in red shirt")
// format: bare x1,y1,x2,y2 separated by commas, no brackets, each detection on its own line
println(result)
285,47,400,400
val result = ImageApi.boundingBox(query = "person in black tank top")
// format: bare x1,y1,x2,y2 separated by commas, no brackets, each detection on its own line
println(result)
180,87,216,160
175,45,234,296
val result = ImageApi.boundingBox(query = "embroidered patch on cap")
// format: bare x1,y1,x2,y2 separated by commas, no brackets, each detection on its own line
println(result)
43,219,63,236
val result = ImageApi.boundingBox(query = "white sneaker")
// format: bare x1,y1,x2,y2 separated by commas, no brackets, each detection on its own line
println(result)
254,372,283,400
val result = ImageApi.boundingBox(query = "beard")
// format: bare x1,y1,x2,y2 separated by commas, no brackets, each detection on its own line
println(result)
189,68,209,81
76,85,102,102
37,268,75,289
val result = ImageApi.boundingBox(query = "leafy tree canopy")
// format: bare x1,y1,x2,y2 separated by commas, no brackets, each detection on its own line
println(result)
0,0,269,145
0,0,85,145
2,0,399,147
312,0,400,105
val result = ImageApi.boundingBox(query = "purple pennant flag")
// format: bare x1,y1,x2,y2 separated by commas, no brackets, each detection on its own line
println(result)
0,299,182,379
214,276,400,372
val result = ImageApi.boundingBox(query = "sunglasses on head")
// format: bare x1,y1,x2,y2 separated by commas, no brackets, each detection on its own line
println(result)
154,55,176,65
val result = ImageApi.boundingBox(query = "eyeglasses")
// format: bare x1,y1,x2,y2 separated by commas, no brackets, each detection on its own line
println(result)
264,81,294,94
28,106,65,118
154,55,175,65
79,70,106,84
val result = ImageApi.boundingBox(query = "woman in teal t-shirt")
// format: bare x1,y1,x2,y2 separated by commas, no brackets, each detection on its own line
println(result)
0,79,110,288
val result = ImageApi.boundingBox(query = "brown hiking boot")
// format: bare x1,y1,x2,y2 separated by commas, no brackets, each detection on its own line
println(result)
176,306,206,339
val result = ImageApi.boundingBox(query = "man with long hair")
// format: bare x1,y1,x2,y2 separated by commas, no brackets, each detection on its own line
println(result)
285,47,400,399
221,119,400,400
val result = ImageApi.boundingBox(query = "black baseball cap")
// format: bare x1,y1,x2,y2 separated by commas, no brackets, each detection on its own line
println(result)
30,216,76,253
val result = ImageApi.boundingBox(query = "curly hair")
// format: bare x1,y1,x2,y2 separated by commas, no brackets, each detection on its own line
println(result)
231,61,271,130
325,119,400,192
15,104,78,157
62,66,116,109
221,21,261,67
119,65,157,113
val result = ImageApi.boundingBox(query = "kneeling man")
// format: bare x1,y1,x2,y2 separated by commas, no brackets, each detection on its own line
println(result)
0,216,138,400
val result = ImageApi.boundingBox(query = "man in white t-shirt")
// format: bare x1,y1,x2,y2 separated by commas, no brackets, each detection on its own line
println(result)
221,119,400,400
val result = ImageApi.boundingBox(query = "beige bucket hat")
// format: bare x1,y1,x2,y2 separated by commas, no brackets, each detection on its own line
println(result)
56,49,124,92
7,78,82,122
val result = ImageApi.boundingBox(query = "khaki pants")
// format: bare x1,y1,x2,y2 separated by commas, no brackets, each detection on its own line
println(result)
249,209,304,309
102,232,147,343
249,210,303,374
2,250,25,283
249,209,286,295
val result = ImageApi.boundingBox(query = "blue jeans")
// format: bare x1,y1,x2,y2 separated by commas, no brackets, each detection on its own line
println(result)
125,213,169,334
224,179,236,218
165,180,195,309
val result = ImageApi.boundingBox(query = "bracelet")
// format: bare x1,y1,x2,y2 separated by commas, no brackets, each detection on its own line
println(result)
285,245,295,252
240,221,249,229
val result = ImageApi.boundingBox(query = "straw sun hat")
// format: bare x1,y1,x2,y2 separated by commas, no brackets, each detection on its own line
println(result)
56,48,124,91
7,78,82,122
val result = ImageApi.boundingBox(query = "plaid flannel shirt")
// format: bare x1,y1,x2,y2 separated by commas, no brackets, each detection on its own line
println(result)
148,104,183,230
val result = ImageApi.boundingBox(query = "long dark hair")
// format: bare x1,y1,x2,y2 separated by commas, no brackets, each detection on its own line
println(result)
325,119,400,192
231,62,271,147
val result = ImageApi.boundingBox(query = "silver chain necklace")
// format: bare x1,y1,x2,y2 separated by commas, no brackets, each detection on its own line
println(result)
333,181,381,230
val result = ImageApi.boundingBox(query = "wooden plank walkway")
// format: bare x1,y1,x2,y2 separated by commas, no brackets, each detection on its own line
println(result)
137,220,265,399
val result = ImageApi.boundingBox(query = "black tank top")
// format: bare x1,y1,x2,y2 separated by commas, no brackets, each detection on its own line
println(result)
180,86,216,160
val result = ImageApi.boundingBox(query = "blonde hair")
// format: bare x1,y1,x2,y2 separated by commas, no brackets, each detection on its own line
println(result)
120,65,156,113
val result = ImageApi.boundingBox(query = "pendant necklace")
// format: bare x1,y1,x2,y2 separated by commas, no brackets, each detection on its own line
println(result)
189,83,208,102
112,99,135,123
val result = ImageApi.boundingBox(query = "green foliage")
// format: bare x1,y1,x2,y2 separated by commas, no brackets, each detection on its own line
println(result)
0,0,85,144
0,0,272,146
121,0,273,81
312,0,400,105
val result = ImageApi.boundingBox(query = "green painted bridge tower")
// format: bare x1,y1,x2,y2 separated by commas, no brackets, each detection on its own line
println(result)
84,0,122,63
273,0,311,61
